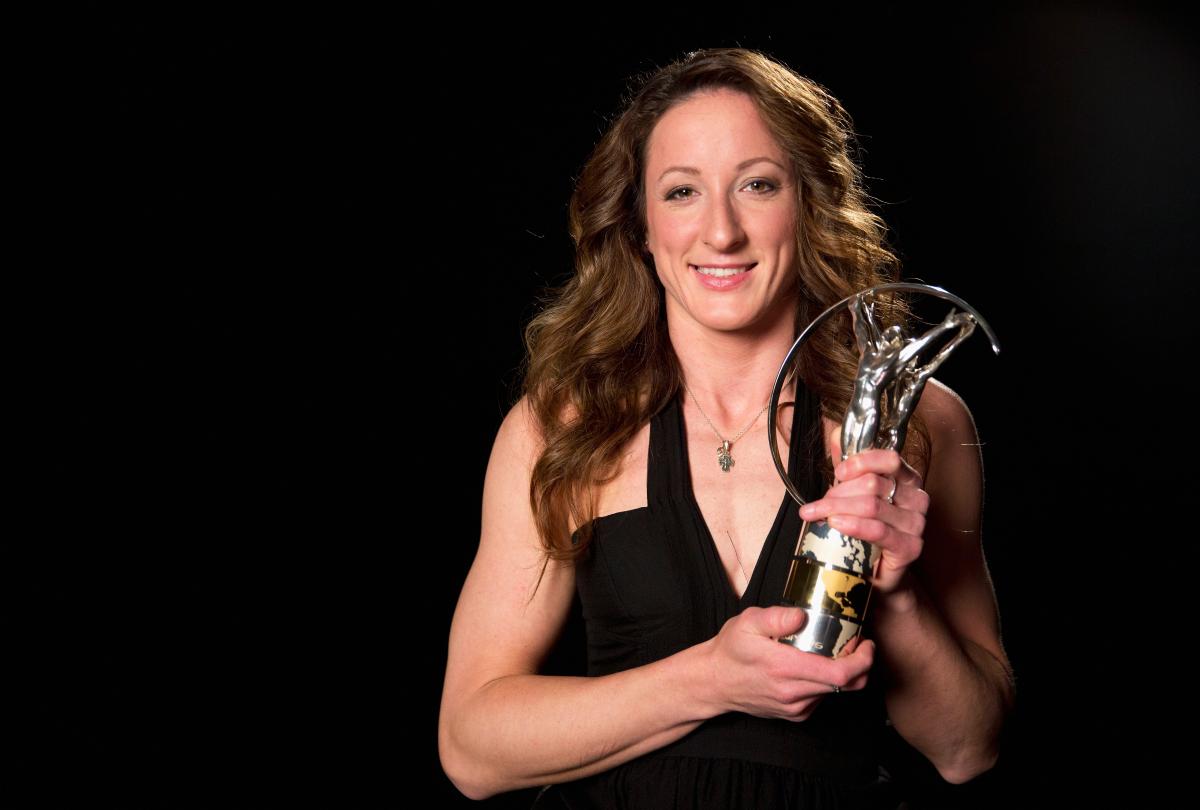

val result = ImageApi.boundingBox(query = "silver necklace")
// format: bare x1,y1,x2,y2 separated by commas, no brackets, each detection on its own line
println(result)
682,381,771,473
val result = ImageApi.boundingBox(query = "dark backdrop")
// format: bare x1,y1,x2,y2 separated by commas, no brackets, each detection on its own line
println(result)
22,4,1196,807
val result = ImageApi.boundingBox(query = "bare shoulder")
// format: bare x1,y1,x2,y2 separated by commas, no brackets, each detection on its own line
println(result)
491,393,580,483
911,379,983,532
916,378,977,447
493,392,546,470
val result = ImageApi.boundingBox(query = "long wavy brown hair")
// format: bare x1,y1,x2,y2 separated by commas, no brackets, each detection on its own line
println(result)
518,47,924,598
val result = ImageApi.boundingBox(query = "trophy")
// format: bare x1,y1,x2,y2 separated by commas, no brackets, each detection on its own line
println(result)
767,283,1000,658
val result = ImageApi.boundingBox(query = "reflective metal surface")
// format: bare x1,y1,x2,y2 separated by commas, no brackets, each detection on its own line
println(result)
770,283,999,657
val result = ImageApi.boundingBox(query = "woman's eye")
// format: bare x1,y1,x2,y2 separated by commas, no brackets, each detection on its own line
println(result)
666,180,776,200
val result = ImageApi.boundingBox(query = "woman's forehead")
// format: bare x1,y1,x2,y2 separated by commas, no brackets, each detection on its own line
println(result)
645,90,786,175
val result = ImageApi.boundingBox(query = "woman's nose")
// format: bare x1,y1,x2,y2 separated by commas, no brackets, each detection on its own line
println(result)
702,195,747,252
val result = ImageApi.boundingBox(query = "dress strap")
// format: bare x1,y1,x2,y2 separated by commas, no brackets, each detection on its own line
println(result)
646,392,682,508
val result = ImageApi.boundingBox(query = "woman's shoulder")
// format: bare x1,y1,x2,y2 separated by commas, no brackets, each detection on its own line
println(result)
498,393,578,448
490,394,573,497
495,393,542,456
913,378,981,483
916,379,976,444
502,392,650,538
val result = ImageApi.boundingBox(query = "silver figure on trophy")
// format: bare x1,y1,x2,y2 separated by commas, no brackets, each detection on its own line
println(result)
766,283,1000,658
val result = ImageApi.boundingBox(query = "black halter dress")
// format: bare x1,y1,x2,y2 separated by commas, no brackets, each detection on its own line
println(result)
532,384,900,809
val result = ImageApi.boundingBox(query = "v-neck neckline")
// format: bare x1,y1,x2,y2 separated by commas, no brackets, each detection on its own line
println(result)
674,389,799,609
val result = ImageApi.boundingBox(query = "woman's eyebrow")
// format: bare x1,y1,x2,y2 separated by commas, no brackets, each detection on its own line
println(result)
657,156,787,183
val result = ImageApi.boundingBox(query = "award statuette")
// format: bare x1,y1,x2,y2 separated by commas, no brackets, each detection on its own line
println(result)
766,283,1000,658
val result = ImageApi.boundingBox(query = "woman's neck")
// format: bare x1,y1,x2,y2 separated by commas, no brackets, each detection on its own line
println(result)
668,312,799,429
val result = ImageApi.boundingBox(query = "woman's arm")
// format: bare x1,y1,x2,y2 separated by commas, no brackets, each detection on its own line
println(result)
800,380,1014,784
438,397,710,800
440,397,876,800
442,624,718,800
870,381,1014,783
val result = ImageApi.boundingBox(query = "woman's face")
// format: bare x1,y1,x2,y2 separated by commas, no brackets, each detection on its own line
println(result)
643,88,799,335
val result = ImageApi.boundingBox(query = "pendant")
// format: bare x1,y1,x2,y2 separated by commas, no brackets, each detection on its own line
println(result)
718,440,733,472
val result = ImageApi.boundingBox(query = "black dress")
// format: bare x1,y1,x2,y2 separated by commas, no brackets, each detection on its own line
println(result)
531,384,902,809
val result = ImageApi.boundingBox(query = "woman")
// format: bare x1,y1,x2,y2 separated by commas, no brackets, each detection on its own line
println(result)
439,47,1014,808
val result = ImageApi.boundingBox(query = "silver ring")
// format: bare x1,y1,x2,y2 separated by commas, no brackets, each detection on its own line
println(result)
885,477,897,505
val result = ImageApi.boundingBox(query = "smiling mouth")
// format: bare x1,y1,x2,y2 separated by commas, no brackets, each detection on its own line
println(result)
690,264,756,277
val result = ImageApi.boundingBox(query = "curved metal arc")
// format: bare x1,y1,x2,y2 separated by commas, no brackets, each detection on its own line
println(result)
767,283,1000,506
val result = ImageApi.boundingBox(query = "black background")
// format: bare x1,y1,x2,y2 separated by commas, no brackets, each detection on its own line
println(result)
19,3,1197,807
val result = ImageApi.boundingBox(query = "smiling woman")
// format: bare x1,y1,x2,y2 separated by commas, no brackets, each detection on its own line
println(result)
439,47,1013,809
644,89,801,334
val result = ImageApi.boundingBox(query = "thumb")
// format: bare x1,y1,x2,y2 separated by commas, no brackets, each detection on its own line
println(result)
766,605,808,636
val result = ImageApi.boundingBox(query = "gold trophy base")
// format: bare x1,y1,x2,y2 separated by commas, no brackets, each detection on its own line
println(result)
778,608,862,658
777,523,878,658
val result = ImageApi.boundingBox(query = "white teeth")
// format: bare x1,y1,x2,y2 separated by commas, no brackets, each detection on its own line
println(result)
693,265,750,278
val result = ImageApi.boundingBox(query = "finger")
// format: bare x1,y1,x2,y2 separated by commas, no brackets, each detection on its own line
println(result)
820,639,876,692
808,473,905,504
825,518,924,581
822,477,931,517
755,605,808,640
779,674,847,712
881,483,931,517
854,494,926,534
835,449,922,487
789,668,869,711
827,514,924,554
804,495,927,537
843,669,871,692
784,638,875,689
839,638,875,678
821,467,927,520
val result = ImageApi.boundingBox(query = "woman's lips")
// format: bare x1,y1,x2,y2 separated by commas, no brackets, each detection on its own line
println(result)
691,263,755,290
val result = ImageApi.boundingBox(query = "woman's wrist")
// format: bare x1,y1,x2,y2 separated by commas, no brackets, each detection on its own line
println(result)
677,636,729,721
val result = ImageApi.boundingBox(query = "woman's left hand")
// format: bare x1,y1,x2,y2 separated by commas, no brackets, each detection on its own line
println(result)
797,430,929,597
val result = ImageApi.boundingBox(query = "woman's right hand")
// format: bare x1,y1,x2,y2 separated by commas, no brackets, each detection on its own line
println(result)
699,606,875,722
